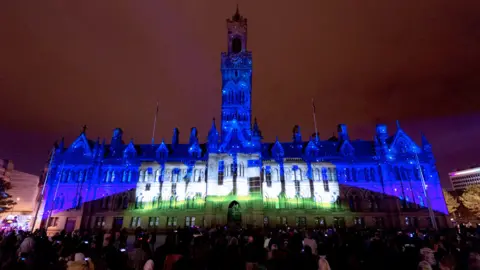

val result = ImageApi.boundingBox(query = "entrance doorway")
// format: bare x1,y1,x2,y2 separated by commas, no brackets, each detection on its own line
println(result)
227,201,242,226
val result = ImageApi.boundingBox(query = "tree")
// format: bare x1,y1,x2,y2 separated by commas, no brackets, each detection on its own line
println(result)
443,189,459,215
460,185,480,216
0,176,16,213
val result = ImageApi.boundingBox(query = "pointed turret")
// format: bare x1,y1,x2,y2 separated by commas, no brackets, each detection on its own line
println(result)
56,137,65,153
232,4,242,21
124,139,137,159
271,137,284,159
208,118,219,152
189,127,198,145
337,124,349,141
252,118,262,138
292,125,302,144
305,136,319,158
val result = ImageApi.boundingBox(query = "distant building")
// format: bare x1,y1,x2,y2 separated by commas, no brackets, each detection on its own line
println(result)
449,167,480,191
35,8,448,234
0,160,40,230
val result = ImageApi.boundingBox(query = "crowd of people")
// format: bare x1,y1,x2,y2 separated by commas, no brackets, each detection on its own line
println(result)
0,224,479,270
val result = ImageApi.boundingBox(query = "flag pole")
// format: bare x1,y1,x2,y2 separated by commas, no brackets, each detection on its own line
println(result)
312,98,319,142
415,152,437,231
151,101,159,145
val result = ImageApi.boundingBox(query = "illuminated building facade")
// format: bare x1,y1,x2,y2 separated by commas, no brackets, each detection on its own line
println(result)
36,8,448,234
449,167,480,191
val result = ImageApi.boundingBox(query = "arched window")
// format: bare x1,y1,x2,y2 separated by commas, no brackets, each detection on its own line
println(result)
394,167,401,181
152,196,157,209
122,195,129,209
265,166,272,187
370,168,376,181
364,168,369,181
232,38,242,53
135,195,143,209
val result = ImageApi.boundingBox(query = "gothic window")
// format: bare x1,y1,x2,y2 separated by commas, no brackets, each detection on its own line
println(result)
152,196,157,209
401,168,408,181
352,168,357,182
171,183,177,196
294,180,300,197
265,166,272,187
135,195,144,209
348,196,355,211
345,168,350,181
218,161,224,185
232,164,237,177
370,168,376,182
102,196,109,209
78,170,84,182
111,171,116,182
145,183,151,191
249,177,261,193
139,170,145,183
329,168,335,182
122,195,129,209
232,38,242,53
321,168,328,181
122,171,128,183
323,179,329,192
394,167,401,181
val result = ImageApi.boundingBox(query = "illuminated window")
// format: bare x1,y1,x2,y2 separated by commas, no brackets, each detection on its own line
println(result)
167,217,177,227
323,179,329,192
295,217,306,227
148,217,159,228
333,217,345,228
249,177,261,193
405,217,410,226
294,181,300,196
130,217,141,228
265,166,272,187
218,161,224,185
95,216,105,228
135,195,144,209
354,217,364,227
145,183,151,191
48,217,59,227
314,217,326,227
185,216,195,227
171,183,177,196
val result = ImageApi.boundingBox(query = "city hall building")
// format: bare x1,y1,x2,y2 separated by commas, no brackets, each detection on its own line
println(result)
35,9,448,234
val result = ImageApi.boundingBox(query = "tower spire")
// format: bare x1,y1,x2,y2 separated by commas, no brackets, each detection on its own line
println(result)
232,3,242,21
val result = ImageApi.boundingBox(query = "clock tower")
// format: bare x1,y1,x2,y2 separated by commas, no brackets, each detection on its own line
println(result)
220,6,252,143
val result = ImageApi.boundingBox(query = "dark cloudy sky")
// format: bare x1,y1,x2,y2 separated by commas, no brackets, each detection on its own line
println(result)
1,1,480,187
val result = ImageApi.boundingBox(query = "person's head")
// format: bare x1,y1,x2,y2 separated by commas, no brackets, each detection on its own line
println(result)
303,245,312,255
248,236,254,243
74,253,85,262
